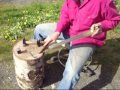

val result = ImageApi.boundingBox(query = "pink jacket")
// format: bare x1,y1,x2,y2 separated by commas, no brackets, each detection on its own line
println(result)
55,0,120,47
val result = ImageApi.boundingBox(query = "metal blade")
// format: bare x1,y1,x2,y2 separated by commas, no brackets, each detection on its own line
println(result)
49,30,92,48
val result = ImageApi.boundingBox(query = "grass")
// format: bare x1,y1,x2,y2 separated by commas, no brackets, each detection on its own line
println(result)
0,39,13,62
0,1,63,62
0,2,62,41
0,1,120,64
0,2,120,90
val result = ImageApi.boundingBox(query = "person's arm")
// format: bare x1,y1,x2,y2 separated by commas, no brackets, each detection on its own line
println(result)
55,0,70,33
44,0,70,44
100,0,120,32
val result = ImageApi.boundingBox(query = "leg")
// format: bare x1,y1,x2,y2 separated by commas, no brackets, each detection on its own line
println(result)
34,23,67,41
58,44,96,90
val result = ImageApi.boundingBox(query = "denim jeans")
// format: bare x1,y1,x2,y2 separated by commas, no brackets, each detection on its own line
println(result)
34,23,96,90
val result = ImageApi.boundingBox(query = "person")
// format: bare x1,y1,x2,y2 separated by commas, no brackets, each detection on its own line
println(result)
34,0,120,89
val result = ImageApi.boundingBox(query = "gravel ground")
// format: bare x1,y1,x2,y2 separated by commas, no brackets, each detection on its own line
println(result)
0,58,120,89
0,1,119,89
0,61,19,89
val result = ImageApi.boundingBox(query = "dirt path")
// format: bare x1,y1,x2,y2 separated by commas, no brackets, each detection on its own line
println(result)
0,60,19,89
0,59,120,89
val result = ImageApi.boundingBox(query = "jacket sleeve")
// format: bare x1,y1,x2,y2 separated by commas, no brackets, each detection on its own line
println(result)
55,0,70,33
100,0,120,32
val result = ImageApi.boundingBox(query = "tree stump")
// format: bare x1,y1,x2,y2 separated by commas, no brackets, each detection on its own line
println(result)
13,40,45,89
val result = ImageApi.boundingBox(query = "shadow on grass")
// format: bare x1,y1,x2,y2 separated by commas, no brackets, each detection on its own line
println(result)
41,38,120,89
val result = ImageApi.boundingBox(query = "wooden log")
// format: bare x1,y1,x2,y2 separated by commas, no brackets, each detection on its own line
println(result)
13,40,45,89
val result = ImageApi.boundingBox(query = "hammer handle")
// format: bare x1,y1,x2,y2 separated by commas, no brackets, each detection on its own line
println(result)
39,41,50,53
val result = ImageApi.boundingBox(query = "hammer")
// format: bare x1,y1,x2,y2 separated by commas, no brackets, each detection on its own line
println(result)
39,30,92,53
39,41,51,53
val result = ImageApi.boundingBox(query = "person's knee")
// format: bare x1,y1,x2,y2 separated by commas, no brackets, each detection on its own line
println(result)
33,24,45,40
34,24,43,34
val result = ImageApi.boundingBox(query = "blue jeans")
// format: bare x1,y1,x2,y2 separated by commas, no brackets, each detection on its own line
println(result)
34,23,96,90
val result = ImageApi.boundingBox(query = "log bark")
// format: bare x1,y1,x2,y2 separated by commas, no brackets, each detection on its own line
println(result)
13,40,45,89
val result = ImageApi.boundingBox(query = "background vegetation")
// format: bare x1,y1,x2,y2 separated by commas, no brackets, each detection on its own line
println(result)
0,1,120,89
0,1,120,62
0,1,62,41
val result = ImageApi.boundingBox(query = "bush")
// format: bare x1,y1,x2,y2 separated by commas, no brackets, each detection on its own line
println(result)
0,2,62,41
0,1,120,41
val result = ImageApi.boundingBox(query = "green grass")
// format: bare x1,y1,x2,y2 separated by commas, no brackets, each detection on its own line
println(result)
0,2,119,90
0,39,13,62
0,1,63,62
0,1,120,64
0,2,62,41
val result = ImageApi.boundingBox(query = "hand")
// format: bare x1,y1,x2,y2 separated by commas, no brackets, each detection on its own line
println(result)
90,23,102,37
44,32,60,44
